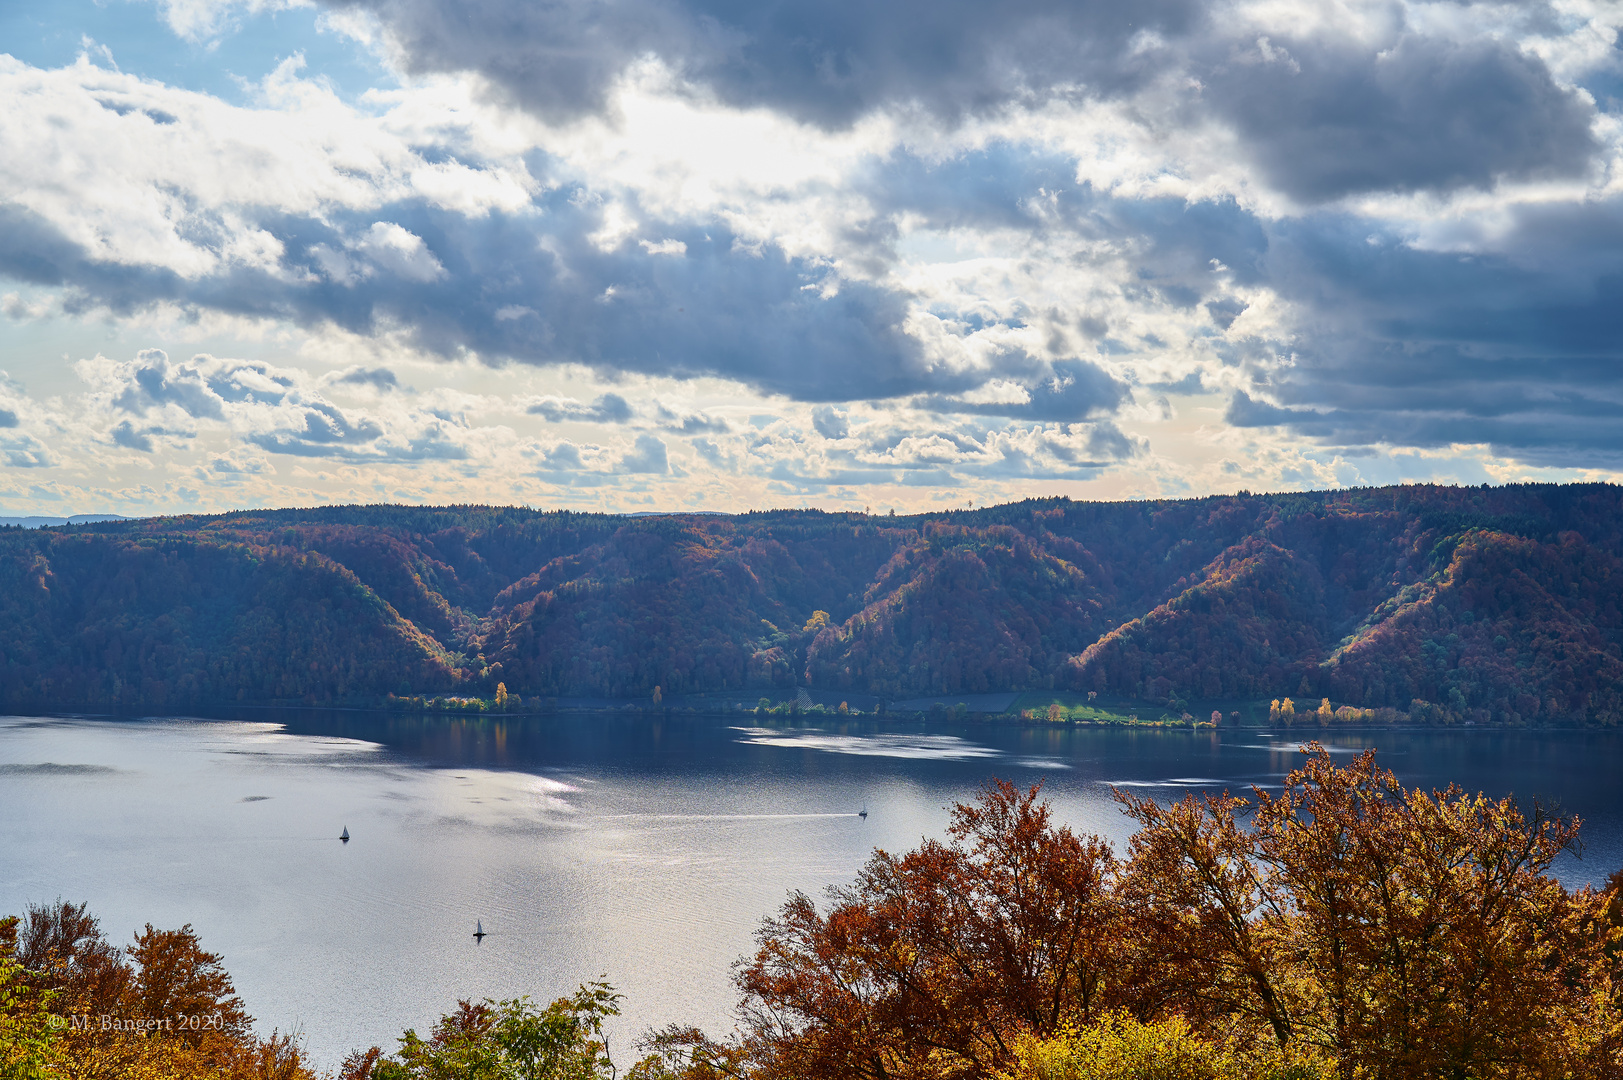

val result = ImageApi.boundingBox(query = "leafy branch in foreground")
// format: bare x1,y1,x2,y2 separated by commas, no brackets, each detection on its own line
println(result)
340,983,621,1080
3,902,316,1079
711,748,1623,1080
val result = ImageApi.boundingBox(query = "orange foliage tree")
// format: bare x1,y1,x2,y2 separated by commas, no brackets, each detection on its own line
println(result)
734,780,1120,1080
11,901,317,1080
711,749,1623,1080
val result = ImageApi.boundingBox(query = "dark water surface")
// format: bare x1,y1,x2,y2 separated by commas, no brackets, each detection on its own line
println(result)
2,711,1621,1067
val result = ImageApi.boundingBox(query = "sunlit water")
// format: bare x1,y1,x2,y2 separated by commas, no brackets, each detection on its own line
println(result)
3,711,1622,1068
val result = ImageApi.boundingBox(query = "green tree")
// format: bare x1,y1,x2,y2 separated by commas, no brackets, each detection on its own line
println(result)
0,917,63,1080
348,983,621,1080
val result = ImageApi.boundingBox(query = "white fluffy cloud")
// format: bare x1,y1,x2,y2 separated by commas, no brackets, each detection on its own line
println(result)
0,0,1620,514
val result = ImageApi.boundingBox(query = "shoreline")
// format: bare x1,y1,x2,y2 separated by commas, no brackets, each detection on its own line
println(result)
1,702,1611,735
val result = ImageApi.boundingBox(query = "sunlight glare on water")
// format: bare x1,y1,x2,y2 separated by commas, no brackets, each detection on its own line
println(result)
2,712,1621,1069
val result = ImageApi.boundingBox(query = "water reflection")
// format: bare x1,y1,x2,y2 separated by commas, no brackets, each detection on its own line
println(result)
2,710,1622,1070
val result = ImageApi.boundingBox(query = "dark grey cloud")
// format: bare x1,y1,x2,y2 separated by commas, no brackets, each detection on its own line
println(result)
1066,419,1141,462
811,405,848,439
0,435,51,468
0,191,953,404
321,0,1594,208
95,97,178,125
1226,198,1623,463
246,402,385,456
1226,388,1623,464
333,366,399,391
1216,210,1623,461
544,442,584,470
1204,299,1246,331
654,404,728,432
690,436,732,467
620,432,669,473
1204,34,1597,202
324,0,1199,128
111,420,152,451
916,359,1130,421
111,349,225,419
389,422,474,461
529,393,634,423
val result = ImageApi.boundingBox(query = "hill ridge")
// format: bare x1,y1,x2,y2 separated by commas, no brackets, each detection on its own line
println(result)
3,483,1620,725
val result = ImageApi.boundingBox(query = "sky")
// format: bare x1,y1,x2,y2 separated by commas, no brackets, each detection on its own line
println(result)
0,0,1620,515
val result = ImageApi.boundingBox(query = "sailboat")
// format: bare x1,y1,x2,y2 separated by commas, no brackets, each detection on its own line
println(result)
474,921,486,942
340,826,350,843
858,805,868,820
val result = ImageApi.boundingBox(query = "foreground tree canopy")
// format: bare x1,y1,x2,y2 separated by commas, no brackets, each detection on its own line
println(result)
644,748,1623,1080
4,484,1623,723
5,749,1622,1078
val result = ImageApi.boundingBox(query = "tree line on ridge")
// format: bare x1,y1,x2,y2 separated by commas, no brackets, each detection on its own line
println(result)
3,483,1622,725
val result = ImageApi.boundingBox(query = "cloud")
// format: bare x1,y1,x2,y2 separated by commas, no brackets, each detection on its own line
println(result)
657,405,729,433
620,432,669,473
0,182,933,402
246,401,386,455
529,393,634,424
325,0,1201,127
158,0,308,42
349,222,447,283
205,448,274,474
111,421,154,451
690,436,733,468
916,359,1130,421
3,0,1623,507
109,349,226,419
331,366,400,391
376,418,473,461
82,351,300,415
543,441,584,470
811,405,848,440
1212,200,1623,464
1204,34,1598,202
0,434,51,468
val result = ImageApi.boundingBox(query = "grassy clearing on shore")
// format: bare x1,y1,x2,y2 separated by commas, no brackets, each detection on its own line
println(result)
1010,693,1166,725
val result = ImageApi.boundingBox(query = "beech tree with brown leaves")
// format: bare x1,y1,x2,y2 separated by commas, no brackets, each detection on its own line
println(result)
1117,748,1610,1079
734,779,1122,1080
724,749,1623,1080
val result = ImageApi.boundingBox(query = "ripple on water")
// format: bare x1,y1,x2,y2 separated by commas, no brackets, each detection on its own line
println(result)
731,727,1003,760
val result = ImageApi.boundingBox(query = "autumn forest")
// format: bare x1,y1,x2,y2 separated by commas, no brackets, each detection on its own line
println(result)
2,483,1622,725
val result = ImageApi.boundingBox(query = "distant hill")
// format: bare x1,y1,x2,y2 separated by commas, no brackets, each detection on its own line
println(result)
0,513,129,528
2,486,1621,725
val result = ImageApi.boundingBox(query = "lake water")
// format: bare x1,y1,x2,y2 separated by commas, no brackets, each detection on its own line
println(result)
3,711,1622,1068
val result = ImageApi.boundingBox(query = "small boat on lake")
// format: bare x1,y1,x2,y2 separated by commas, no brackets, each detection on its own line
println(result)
474,921,486,942
858,805,868,820
340,826,350,842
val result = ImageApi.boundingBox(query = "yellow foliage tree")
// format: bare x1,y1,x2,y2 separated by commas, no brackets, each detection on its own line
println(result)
999,1013,1333,1080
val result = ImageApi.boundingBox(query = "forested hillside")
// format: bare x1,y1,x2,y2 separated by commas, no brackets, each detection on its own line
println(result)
3,484,1622,724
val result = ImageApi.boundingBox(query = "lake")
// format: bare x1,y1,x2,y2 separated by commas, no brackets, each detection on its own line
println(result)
3,711,1622,1068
